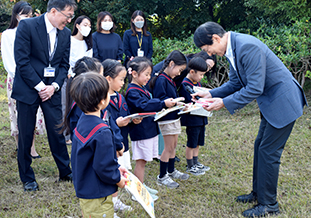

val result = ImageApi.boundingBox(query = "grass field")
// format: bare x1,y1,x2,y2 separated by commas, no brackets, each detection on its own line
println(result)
0,86,310,218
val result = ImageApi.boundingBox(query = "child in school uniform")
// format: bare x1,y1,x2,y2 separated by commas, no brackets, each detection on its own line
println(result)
149,50,189,189
62,57,103,139
70,72,128,218
179,57,211,176
125,56,176,199
62,57,127,214
102,59,142,211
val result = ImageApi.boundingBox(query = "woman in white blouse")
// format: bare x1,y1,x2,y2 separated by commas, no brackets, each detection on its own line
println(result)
69,15,93,76
1,1,45,158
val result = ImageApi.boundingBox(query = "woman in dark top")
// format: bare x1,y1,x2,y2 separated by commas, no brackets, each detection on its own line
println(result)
92,11,123,62
123,10,153,67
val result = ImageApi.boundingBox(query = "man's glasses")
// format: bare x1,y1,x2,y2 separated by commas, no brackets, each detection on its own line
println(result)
56,8,75,20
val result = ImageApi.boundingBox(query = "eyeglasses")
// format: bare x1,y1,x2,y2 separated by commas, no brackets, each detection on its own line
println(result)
56,8,75,20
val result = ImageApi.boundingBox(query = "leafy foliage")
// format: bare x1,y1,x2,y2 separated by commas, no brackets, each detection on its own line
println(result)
253,20,311,87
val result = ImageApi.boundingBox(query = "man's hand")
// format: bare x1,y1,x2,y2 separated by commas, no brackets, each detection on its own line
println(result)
39,85,55,102
202,98,225,111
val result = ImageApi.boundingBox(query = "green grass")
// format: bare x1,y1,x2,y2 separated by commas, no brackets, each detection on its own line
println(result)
0,86,310,218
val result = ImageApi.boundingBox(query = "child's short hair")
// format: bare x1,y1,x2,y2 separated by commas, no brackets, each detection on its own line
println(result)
188,57,208,73
102,59,125,79
73,56,102,77
70,72,109,113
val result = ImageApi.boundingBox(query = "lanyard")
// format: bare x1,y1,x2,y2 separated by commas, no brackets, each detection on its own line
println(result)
136,33,143,48
47,32,58,67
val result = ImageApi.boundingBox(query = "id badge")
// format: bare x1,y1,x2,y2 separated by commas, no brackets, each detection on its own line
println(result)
44,66,55,77
137,49,144,57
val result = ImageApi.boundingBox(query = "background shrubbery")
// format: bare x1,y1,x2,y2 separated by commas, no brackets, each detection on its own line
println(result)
0,0,311,91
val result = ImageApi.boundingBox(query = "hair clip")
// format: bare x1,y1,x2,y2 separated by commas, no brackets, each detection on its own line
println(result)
128,67,132,75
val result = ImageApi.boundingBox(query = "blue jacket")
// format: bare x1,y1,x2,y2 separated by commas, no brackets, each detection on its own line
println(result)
123,29,153,66
153,72,179,121
68,102,82,140
71,113,120,199
68,102,123,151
210,32,307,129
125,83,164,141
179,78,208,127
106,92,130,151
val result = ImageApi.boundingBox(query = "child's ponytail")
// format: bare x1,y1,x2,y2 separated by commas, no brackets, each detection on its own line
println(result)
149,50,187,91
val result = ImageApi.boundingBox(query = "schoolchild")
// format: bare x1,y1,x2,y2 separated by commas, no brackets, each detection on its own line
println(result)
70,72,128,218
125,57,176,199
102,59,141,211
149,50,189,188
179,57,211,176
62,57,102,138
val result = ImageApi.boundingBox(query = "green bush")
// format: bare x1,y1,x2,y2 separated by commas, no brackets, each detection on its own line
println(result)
253,19,311,88
152,36,230,89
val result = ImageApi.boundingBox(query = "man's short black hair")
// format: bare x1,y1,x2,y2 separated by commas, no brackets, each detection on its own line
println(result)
193,21,226,48
47,0,77,12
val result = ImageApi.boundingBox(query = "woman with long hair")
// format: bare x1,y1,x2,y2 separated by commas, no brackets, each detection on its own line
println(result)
1,1,45,158
123,10,153,67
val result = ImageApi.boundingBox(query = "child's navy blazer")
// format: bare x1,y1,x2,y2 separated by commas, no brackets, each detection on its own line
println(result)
68,102,82,139
72,113,120,199
68,102,123,151
179,78,208,127
126,83,164,141
106,92,130,152
153,72,179,121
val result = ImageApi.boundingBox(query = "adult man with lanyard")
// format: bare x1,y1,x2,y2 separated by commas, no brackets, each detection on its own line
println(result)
12,0,77,191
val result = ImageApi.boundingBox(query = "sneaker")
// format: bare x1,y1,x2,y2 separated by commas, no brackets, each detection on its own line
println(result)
186,165,205,176
143,183,158,195
114,199,132,212
168,169,190,180
194,162,210,172
114,213,120,218
157,174,179,188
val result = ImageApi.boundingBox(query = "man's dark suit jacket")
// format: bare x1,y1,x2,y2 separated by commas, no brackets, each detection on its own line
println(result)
12,13,70,104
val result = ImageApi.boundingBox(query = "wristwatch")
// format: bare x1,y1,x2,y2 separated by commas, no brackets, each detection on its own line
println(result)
51,82,59,92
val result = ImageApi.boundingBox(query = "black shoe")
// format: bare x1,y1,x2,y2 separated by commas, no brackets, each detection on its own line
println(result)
242,202,280,217
31,155,42,159
175,156,180,162
59,173,72,182
23,181,39,191
236,191,257,203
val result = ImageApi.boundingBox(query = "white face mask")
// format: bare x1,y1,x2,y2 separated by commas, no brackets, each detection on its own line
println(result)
79,26,91,37
101,21,113,31
17,15,29,22
134,21,144,29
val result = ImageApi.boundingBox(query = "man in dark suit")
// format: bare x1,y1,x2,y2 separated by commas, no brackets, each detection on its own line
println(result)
12,0,77,191
193,22,307,217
